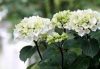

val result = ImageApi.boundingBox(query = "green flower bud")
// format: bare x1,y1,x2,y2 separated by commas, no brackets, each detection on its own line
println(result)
52,10,71,28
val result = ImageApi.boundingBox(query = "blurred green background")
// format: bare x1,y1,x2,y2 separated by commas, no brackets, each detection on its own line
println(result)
0,0,100,25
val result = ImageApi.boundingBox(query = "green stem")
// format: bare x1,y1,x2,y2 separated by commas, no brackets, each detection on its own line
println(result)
34,40,43,60
58,42,64,69
61,22,66,32
56,42,64,69
58,46,64,69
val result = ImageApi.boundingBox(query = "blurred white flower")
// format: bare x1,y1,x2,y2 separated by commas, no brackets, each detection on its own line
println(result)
64,9,100,36
14,16,53,43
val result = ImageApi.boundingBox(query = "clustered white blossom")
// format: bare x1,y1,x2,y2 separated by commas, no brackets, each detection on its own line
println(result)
64,9,100,36
14,16,53,43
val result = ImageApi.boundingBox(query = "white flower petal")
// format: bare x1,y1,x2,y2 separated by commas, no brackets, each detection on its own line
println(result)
91,25,98,31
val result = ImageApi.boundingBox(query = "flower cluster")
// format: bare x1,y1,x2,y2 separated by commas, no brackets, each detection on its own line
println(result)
52,10,71,28
47,32,68,44
14,16,53,42
64,9,100,36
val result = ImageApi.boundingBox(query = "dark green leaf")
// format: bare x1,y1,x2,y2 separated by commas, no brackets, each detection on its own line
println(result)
20,46,36,62
90,31,100,41
81,38,99,57
69,48,82,55
69,55,90,69
64,51,77,65
27,63,60,69
63,39,81,49
42,46,61,65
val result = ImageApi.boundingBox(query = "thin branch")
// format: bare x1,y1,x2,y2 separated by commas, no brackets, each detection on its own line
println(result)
34,40,43,60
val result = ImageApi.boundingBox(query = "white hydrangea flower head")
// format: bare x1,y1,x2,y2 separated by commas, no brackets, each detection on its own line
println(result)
64,9,100,37
14,16,53,43
52,10,71,28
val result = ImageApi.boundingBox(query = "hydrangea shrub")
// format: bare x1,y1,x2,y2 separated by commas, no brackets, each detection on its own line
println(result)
14,9,100,69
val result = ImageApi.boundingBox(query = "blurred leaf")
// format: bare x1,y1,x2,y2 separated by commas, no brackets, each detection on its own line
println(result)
42,46,61,65
90,31,100,41
69,55,90,69
27,63,60,69
20,46,36,62
63,39,81,49
64,51,77,65
69,48,82,55
81,38,99,58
